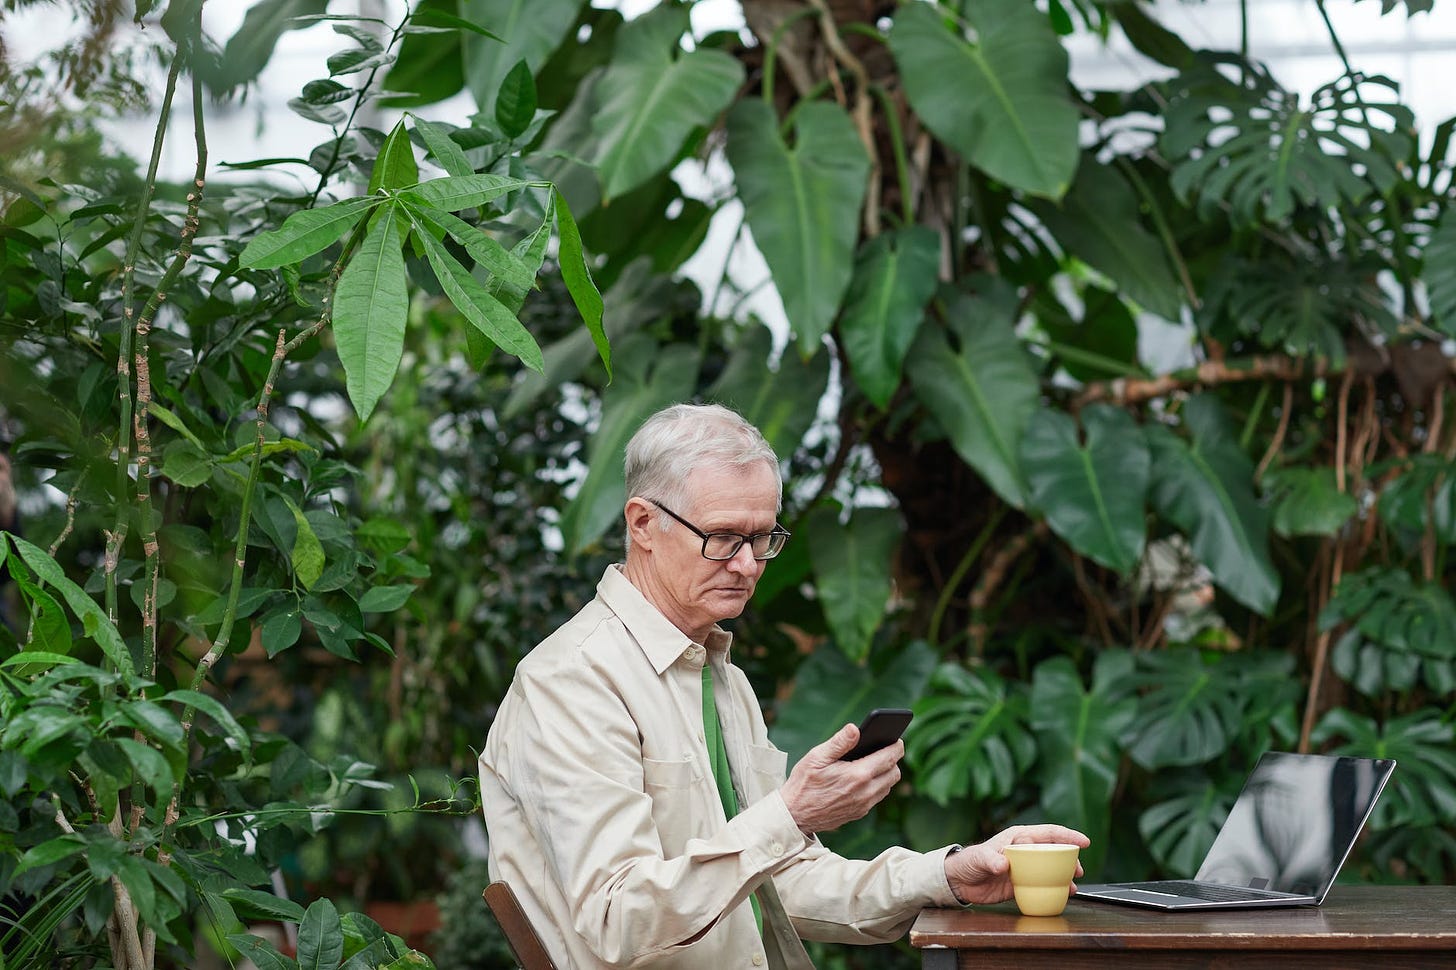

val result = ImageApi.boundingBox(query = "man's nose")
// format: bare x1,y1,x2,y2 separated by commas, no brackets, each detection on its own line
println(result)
726,542,761,574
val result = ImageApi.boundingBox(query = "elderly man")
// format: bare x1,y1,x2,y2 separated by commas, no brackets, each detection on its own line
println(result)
479,403,1087,969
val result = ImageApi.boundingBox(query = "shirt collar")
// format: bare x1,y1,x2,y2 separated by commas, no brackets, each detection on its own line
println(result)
597,564,735,675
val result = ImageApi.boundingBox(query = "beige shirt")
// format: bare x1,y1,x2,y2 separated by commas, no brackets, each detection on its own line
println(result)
479,565,961,969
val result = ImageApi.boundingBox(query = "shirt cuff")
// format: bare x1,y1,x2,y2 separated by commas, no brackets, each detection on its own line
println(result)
734,790,813,873
939,844,973,907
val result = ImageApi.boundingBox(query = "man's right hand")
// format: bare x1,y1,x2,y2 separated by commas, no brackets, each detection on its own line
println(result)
779,723,903,835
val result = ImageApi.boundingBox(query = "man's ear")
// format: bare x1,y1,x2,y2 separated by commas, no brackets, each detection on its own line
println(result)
624,497,657,550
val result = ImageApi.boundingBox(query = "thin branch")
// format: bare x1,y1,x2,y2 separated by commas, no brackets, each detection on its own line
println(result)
1254,382,1294,482
806,0,880,236
967,521,1048,655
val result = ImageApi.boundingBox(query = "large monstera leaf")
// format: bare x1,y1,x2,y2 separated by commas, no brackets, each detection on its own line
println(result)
1021,404,1149,575
771,640,938,767
558,338,700,556
890,0,1079,199
1162,53,1414,225
1139,772,1237,877
803,505,903,663
838,227,941,410
727,99,870,354
907,288,1040,508
590,7,744,201
1312,708,1456,831
1031,652,1137,878
1146,394,1280,615
1121,649,1248,770
906,663,1036,807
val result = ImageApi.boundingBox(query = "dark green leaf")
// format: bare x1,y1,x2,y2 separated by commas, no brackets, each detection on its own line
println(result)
726,99,869,354
706,325,830,461
804,505,902,663
368,119,420,195
461,0,585,116
839,227,940,410
906,664,1035,806
890,0,1079,198
553,188,610,380
411,117,474,178
12,537,132,675
297,898,345,970
398,173,531,212
357,584,415,613
228,934,300,970
495,59,538,138
1022,404,1149,574
1265,466,1358,537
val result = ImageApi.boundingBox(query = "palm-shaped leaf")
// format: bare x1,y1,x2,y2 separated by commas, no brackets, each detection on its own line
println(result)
591,7,744,201
1163,54,1414,224
905,663,1036,807
803,505,902,663
1264,466,1358,537
1313,707,1456,830
1123,649,1247,769
1139,773,1236,877
839,227,940,410
1147,394,1280,615
1022,404,1149,575
890,0,1079,199
726,99,869,354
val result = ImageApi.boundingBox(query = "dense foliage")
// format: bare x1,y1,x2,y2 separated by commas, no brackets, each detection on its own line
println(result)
2,0,1454,968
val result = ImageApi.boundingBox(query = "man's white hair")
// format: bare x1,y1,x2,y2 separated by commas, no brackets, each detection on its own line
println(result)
623,403,781,547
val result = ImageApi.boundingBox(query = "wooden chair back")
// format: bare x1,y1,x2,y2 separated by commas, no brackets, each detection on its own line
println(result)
483,881,559,970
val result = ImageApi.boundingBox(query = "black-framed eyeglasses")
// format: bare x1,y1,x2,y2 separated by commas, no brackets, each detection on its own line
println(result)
648,499,791,561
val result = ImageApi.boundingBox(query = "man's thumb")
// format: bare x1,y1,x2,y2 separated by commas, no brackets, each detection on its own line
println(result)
818,722,859,762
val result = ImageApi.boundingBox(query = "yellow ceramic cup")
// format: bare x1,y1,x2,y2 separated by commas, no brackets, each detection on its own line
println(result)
1002,843,1080,917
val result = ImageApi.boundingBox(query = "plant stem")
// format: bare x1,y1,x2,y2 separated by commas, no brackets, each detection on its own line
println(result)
928,505,1007,647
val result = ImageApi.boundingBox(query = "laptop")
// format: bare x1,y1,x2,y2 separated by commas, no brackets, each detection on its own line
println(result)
1075,751,1396,910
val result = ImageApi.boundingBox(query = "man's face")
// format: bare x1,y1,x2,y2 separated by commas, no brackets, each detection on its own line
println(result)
634,461,782,641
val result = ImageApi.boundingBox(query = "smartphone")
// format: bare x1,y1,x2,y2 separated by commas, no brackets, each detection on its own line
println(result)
839,708,914,761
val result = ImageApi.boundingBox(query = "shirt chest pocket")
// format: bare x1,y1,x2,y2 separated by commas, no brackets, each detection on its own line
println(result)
742,743,787,805
642,755,708,852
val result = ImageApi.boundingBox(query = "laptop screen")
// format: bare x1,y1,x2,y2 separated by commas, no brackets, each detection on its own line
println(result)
1195,752,1396,897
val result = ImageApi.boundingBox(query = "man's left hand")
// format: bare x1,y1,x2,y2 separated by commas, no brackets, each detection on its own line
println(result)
944,824,1090,905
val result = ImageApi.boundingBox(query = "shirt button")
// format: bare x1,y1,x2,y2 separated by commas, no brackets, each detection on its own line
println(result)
752,954,765,966
770,841,784,856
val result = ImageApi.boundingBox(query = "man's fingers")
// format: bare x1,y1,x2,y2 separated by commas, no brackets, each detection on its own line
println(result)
814,722,860,762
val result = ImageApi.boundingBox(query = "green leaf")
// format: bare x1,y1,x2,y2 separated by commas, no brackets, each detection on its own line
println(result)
115,737,179,794
495,59,538,138
408,206,545,371
558,339,699,555
261,609,304,657
1122,649,1247,769
11,537,132,676
1265,466,1359,537
1031,160,1184,320
1034,285,1143,382
367,119,420,196
147,401,208,450
1163,56,1413,224
1376,454,1456,544
334,204,408,422
1022,404,1149,575
163,689,252,757
357,584,415,613
462,0,585,115
1313,707,1456,830
221,889,306,924
398,173,531,212
1146,394,1281,615
283,496,325,589
411,117,474,178
1140,776,1233,876
803,505,902,663
210,0,328,93
297,898,345,970
890,0,1079,199
239,196,378,270
553,188,610,381
839,227,940,410
381,0,466,108
121,699,185,748
409,207,532,290
17,834,86,874
1030,652,1137,878
906,289,1039,508
905,664,1035,806
706,325,830,461
590,6,743,201
14,576,71,657
1427,204,1456,338
160,439,212,488
726,98,869,355
227,933,300,970
770,640,938,767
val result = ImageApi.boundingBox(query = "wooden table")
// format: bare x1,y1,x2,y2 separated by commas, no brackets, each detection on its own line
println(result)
910,885,1456,969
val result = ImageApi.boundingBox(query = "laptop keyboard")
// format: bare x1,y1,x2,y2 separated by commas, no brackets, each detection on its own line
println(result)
1120,881,1287,901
